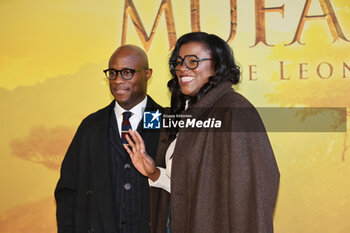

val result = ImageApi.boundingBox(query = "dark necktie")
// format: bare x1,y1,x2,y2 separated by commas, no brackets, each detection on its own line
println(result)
121,111,132,145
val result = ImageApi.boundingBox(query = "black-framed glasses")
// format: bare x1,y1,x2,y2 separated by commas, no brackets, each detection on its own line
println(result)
103,68,143,80
169,55,212,71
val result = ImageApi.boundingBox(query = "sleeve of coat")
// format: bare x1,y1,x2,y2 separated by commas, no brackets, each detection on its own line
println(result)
227,108,280,233
54,121,85,233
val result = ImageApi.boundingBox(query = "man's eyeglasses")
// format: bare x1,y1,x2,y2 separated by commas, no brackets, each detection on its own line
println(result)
103,68,143,80
169,55,212,71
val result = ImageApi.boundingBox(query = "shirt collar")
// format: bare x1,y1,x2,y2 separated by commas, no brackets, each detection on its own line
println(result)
114,95,148,118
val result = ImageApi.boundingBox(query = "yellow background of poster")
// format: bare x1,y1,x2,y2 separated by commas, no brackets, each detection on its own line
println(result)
0,0,349,232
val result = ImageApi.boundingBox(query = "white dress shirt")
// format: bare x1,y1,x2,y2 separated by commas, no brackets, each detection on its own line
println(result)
148,138,176,193
114,96,148,137
149,100,189,193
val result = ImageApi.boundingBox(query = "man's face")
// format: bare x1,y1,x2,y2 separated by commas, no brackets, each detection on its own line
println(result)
108,48,151,110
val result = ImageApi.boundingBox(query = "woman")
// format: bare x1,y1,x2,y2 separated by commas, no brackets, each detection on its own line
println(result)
124,32,280,233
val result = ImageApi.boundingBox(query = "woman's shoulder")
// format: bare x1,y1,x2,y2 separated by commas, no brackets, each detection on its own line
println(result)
212,88,266,131
216,88,255,108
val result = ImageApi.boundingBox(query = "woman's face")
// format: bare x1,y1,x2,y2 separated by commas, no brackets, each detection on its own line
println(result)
176,41,215,96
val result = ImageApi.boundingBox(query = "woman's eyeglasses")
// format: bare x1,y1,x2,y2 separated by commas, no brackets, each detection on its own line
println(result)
169,55,212,71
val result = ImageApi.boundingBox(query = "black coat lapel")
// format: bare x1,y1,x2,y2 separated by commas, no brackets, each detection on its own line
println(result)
89,101,118,232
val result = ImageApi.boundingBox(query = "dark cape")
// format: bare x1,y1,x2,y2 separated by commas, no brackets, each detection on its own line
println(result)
150,81,280,233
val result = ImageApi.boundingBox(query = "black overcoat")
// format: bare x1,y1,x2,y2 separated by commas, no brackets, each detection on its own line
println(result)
55,96,162,233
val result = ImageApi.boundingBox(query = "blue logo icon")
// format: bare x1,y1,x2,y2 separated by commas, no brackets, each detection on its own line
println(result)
143,110,162,129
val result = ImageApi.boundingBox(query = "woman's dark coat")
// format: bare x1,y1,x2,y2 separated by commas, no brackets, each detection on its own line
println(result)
150,81,280,233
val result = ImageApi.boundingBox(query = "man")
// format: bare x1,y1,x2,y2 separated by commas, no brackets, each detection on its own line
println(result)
55,45,163,233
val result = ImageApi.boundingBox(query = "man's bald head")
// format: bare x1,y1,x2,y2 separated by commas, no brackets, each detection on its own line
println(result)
109,44,149,69
107,44,152,110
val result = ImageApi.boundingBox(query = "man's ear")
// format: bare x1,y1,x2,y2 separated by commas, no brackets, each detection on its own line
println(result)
145,68,153,81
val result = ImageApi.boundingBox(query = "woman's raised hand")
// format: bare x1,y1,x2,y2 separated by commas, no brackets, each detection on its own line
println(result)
123,129,160,182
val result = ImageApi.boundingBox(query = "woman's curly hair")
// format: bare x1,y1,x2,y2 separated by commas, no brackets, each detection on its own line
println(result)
167,32,241,138
168,32,240,113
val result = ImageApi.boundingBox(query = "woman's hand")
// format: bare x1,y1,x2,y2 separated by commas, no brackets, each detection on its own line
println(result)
123,129,160,182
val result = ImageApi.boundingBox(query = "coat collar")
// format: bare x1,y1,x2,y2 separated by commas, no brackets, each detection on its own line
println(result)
91,95,162,184
184,80,234,118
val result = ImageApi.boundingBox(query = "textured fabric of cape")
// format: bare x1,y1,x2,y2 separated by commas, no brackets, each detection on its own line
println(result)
150,81,280,233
